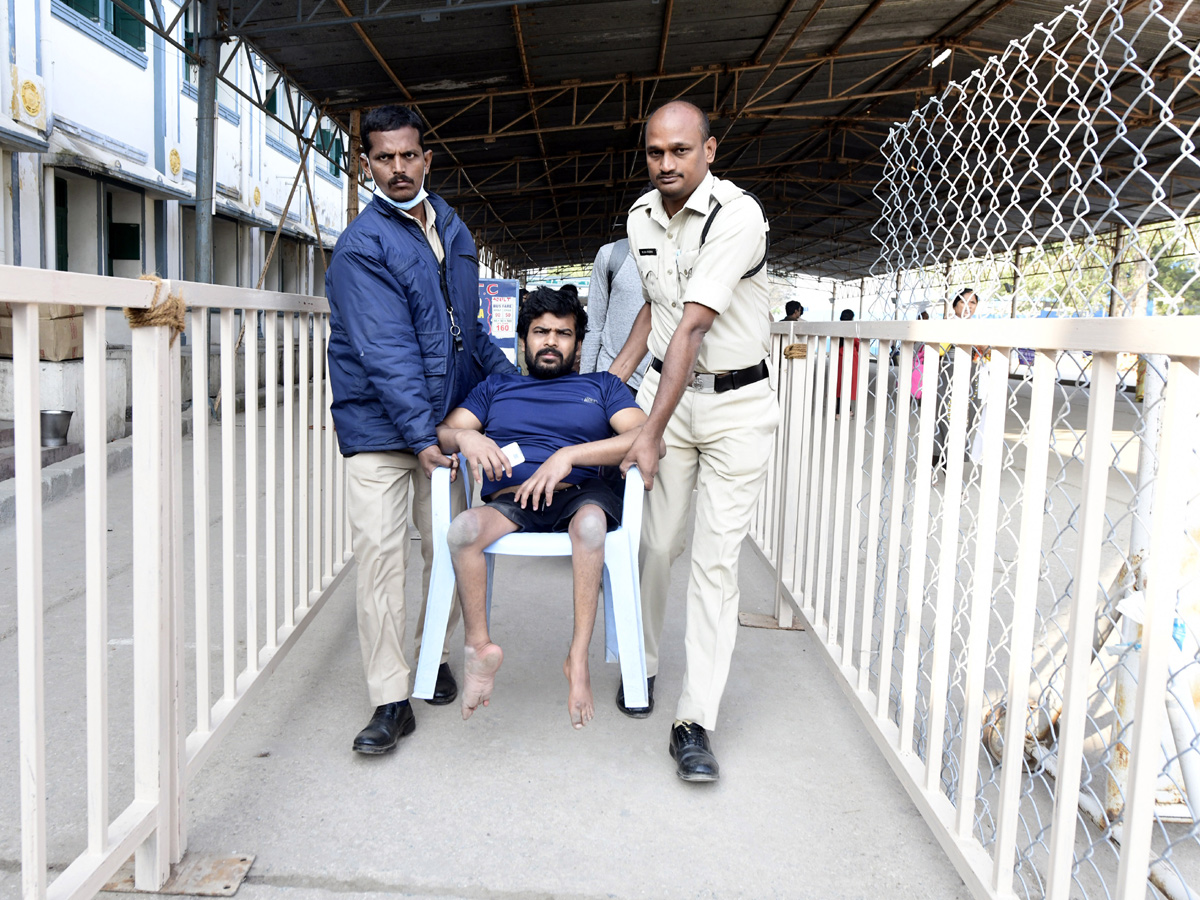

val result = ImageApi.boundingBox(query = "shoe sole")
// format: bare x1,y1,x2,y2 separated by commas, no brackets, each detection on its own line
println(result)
423,692,458,706
351,716,416,754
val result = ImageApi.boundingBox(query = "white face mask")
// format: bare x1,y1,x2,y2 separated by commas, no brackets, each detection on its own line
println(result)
374,171,427,212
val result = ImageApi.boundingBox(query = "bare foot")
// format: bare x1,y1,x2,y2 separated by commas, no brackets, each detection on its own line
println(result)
562,654,594,730
462,643,503,720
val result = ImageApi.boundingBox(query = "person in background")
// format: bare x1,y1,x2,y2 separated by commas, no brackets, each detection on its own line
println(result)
780,300,803,322
581,239,652,396
835,308,858,419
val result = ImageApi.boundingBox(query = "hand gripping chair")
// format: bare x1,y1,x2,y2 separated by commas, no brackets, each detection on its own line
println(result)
412,465,650,708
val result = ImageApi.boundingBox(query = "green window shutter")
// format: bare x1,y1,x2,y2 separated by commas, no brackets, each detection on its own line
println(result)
54,178,69,272
330,136,343,177
65,0,100,20
317,128,343,177
111,0,145,50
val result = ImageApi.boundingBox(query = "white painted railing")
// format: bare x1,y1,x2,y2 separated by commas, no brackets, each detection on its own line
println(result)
752,317,1200,900
4,265,351,899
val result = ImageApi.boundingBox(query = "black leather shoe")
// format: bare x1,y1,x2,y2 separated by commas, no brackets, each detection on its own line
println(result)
616,675,655,718
669,722,719,782
425,662,459,706
352,702,415,754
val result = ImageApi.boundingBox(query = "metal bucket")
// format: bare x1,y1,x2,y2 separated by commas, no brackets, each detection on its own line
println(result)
40,410,73,448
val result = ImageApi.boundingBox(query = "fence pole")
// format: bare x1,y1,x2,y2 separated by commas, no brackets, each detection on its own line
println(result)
15,303,47,900
131,319,175,890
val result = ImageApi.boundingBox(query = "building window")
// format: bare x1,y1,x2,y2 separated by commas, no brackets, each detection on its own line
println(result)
217,43,238,114
264,70,289,144
181,7,238,120
318,125,343,178
62,0,145,51
183,5,197,84
54,178,69,272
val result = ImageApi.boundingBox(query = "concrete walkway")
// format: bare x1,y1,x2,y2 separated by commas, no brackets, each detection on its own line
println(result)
0,432,970,900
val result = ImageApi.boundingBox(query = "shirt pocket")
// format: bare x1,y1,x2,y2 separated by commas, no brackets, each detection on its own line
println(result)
636,257,661,301
676,249,700,291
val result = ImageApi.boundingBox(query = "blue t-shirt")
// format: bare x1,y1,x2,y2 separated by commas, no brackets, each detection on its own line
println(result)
459,372,638,496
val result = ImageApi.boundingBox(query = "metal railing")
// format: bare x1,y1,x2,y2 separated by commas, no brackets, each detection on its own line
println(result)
748,2,1200,896
752,309,1200,900
5,265,351,899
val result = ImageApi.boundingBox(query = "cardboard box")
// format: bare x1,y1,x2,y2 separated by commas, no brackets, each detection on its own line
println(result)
0,314,86,361
0,302,85,319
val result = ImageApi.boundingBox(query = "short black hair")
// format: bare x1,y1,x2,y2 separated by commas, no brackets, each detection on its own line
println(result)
839,308,855,321
952,288,977,311
361,105,425,155
518,285,587,341
785,300,802,316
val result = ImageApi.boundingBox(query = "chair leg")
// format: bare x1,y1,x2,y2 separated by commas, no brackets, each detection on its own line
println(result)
413,547,456,699
485,553,495,632
602,568,618,664
604,540,648,707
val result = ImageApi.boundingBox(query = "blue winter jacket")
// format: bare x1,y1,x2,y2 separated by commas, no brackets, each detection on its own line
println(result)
325,193,517,456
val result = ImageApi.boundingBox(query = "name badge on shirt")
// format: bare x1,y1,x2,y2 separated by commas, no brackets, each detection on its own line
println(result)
638,248,657,256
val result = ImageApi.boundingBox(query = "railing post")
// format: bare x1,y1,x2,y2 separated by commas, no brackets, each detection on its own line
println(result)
130,317,178,890
168,322,187,865
15,302,47,900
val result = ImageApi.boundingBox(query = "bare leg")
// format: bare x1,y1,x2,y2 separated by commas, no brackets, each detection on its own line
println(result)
447,506,518,720
564,504,606,729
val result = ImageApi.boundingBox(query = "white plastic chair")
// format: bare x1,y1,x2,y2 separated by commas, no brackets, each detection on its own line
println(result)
412,465,649,707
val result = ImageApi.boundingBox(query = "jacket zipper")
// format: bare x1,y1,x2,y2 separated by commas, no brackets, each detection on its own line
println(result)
403,210,464,351
438,254,463,350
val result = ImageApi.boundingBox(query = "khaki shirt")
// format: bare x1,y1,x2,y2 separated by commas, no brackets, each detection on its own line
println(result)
626,172,770,374
374,188,444,262
402,199,444,263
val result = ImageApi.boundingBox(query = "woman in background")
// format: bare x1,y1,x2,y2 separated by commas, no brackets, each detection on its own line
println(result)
835,308,859,419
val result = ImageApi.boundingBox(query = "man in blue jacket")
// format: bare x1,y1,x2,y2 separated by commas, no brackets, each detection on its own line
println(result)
325,105,517,755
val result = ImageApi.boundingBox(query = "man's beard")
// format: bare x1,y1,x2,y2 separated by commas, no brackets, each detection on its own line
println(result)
526,345,577,379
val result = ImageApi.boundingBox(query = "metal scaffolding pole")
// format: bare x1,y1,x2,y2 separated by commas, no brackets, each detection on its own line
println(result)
194,0,219,284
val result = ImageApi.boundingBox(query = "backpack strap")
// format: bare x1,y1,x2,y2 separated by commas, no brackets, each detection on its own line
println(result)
606,238,630,293
698,189,769,279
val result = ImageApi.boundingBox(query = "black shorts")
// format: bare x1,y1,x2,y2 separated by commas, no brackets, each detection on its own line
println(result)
484,477,624,533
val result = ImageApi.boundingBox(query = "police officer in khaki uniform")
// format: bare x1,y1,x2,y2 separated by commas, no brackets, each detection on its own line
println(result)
609,100,778,782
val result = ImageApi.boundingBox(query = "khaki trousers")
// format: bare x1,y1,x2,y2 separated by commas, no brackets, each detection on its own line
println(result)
345,451,466,706
637,367,779,730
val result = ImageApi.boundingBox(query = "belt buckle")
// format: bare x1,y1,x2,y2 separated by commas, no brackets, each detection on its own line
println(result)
690,372,716,393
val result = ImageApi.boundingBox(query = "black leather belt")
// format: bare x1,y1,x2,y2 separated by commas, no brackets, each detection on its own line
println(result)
650,357,769,394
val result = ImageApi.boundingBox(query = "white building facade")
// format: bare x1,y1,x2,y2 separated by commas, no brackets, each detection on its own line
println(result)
1,0,352,316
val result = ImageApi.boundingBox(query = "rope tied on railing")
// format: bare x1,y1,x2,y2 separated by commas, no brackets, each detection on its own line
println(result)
125,274,186,347
783,343,807,359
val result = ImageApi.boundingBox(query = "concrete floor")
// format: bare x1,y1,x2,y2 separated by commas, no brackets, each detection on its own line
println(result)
0,432,971,900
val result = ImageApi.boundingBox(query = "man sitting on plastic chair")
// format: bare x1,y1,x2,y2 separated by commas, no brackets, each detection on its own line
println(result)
436,285,648,729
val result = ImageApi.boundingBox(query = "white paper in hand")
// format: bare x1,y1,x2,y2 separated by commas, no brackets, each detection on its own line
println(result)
501,442,525,467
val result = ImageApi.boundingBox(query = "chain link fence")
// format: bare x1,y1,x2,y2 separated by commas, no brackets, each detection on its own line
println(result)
775,2,1200,898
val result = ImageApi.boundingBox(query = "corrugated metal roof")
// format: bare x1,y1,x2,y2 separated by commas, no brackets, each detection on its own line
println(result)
223,0,1200,276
